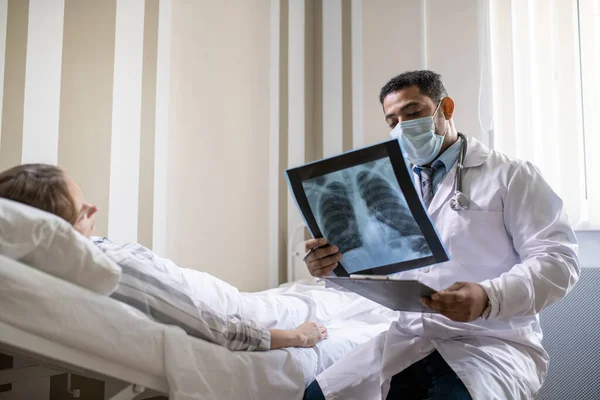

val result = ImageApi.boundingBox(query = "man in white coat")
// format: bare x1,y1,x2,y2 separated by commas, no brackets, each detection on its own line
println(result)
302,70,580,400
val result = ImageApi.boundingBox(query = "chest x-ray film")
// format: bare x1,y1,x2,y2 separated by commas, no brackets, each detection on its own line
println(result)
286,139,449,277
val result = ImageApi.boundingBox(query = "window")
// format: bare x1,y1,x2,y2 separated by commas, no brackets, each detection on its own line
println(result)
489,0,600,229
577,0,600,228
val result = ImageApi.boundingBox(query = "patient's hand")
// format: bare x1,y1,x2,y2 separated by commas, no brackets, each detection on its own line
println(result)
294,321,328,347
269,322,328,349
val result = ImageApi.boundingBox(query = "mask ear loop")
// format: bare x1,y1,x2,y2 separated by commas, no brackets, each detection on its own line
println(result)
433,99,449,138
432,100,443,118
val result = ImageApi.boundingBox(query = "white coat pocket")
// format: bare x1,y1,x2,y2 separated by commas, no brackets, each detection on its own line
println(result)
450,210,514,269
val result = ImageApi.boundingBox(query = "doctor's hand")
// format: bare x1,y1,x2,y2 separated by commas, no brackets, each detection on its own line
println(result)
420,282,488,322
304,238,342,277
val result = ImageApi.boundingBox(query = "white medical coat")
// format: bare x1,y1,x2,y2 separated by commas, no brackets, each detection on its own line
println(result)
315,136,580,400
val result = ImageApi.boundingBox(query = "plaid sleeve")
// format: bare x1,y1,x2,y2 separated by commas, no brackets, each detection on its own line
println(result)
95,237,271,351
197,300,272,351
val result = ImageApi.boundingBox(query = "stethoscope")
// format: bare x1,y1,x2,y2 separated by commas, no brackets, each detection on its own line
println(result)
449,132,470,212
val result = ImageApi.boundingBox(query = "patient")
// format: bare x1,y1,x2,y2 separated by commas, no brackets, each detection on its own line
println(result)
0,163,327,351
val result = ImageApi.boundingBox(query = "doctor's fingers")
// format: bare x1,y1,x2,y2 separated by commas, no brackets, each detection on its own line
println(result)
306,252,340,275
308,245,340,261
305,238,328,252
421,298,464,313
308,261,338,277
430,290,467,304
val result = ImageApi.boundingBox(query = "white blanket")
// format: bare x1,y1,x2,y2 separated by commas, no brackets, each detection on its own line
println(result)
180,267,396,329
163,268,399,399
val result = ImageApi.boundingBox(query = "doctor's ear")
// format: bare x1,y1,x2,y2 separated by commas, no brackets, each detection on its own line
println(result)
441,97,455,120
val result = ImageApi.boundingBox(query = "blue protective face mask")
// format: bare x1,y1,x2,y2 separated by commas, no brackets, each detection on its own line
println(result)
389,101,445,166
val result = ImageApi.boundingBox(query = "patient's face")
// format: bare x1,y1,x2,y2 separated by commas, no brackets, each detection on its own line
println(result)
67,178,97,238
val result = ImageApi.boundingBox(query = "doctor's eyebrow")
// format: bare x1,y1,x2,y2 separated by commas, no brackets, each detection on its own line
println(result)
384,101,423,120
399,101,423,113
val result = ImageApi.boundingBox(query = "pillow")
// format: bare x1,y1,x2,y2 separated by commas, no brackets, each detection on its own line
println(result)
0,198,121,295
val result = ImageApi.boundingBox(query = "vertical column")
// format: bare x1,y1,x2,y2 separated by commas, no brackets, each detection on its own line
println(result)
21,0,64,165
0,0,28,171
151,0,172,256
287,0,307,281
138,0,159,249
107,0,145,243
489,0,516,155
362,0,421,145
269,0,289,287
0,0,7,157
269,0,280,287
341,0,353,152
306,0,322,163
351,0,364,149
58,0,117,237
322,0,343,157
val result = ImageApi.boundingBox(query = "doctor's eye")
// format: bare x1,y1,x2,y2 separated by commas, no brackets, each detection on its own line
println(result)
406,110,421,118
388,122,398,129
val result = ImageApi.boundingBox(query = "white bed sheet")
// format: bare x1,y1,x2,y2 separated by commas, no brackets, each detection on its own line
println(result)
0,256,398,399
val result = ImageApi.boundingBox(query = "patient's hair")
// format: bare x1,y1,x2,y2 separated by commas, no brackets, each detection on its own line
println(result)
379,70,448,105
0,164,78,224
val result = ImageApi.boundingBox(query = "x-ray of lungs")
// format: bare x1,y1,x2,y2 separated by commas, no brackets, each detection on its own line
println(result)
303,159,432,274
286,139,449,277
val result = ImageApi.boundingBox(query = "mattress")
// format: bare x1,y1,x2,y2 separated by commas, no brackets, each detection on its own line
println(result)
0,255,398,398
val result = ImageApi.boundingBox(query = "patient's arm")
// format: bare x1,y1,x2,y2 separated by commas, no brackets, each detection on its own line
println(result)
270,321,328,349
217,314,328,351
94,237,328,351
174,306,327,351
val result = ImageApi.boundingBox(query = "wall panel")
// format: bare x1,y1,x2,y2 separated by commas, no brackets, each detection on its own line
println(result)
58,0,117,237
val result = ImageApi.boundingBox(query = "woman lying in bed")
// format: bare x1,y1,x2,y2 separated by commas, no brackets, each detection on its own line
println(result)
0,163,328,351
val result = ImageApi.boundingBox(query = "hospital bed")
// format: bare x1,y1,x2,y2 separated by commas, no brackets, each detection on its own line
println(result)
0,255,398,400
1,253,597,399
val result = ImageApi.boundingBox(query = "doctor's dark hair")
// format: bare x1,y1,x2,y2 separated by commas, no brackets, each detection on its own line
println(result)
0,163,78,224
379,70,448,105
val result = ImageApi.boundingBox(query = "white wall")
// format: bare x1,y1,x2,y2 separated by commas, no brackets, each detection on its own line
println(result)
107,0,145,244
166,0,271,292
21,0,64,165
359,0,491,147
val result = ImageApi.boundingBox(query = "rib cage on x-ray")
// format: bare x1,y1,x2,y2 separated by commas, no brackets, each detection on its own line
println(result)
356,171,421,237
306,159,429,259
317,181,363,254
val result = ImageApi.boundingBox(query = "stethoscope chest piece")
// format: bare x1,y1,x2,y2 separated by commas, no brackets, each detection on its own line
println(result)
450,191,470,211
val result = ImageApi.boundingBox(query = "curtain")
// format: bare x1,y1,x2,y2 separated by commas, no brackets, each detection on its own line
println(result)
489,0,600,228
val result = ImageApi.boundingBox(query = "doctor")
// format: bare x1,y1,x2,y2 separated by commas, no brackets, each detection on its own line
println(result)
302,70,580,399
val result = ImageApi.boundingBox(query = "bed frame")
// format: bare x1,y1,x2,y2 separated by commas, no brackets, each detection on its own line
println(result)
0,320,168,400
